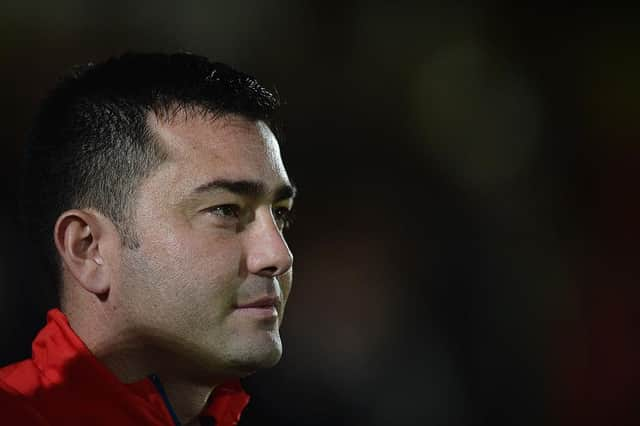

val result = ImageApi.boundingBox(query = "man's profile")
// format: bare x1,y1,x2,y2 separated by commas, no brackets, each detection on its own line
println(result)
0,52,295,426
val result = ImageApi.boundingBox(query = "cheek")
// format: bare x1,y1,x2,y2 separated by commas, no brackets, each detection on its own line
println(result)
129,228,246,303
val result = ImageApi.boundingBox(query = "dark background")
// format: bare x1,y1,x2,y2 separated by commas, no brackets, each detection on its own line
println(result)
1,3,639,425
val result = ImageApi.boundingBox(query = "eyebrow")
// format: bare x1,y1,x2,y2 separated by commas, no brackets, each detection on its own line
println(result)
193,179,297,201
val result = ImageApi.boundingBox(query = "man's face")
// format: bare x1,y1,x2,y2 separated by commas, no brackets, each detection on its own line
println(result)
112,113,294,378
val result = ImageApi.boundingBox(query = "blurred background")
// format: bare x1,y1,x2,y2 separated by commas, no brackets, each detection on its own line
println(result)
1,3,639,425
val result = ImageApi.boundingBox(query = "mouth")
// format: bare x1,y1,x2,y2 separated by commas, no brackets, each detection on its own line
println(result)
234,296,280,319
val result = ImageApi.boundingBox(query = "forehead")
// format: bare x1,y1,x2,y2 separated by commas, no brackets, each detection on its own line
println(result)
148,112,290,192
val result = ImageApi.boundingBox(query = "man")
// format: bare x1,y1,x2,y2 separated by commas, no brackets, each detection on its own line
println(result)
0,52,295,426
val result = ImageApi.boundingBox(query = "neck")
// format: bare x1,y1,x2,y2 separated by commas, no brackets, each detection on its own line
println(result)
149,373,215,425
66,308,218,425
90,336,218,424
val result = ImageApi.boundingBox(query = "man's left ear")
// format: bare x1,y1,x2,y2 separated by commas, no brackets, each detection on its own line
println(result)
53,209,120,296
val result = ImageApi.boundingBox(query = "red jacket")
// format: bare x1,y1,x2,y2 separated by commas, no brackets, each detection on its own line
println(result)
0,309,250,425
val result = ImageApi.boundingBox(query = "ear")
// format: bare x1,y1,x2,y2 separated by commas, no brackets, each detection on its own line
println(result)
53,209,117,296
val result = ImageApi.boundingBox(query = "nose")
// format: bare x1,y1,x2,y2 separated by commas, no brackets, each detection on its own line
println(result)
244,207,293,277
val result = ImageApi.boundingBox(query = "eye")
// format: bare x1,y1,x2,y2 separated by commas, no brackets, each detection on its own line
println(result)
272,206,294,230
204,204,241,219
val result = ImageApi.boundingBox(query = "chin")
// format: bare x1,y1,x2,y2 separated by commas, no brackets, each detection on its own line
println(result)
226,335,284,374
187,328,285,379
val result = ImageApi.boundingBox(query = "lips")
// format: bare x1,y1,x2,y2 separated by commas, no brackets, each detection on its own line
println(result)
235,296,279,310
234,296,280,320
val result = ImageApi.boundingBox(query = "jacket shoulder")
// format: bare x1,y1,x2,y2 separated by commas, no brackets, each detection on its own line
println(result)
0,379,50,425
0,358,44,396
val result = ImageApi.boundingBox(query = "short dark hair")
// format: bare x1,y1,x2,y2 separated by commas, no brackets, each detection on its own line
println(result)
22,52,281,292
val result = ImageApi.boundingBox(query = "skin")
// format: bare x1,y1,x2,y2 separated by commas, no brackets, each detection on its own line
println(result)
56,113,294,425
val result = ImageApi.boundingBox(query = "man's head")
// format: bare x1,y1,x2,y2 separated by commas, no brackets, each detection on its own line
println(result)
23,52,295,379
